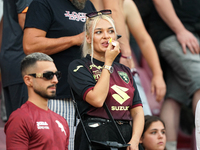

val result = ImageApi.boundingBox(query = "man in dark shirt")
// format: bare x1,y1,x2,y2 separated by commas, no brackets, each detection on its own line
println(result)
149,0,200,149
0,0,32,120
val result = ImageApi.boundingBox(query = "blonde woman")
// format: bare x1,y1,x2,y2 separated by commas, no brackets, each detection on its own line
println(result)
68,10,144,150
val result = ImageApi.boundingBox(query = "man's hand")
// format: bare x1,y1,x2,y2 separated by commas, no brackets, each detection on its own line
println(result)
151,75,166,102
75,32,85,46
176,29,200,54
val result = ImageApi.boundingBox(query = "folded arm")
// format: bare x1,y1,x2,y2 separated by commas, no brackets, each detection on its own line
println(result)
23,28,84,55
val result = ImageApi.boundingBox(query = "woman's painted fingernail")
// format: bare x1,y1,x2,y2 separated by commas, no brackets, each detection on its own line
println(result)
109,38,112,43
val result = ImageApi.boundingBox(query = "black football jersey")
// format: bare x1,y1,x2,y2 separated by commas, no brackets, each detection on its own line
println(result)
68,55,142,120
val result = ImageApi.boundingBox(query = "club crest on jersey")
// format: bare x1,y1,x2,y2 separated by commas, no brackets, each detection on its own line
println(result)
118,71,129,84
89,64,103,81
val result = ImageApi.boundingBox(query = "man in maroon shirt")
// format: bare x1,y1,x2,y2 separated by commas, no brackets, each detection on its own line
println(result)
4,52,69,150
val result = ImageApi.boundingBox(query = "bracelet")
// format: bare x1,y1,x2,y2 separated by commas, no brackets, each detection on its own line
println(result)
121,55,132,59
131,68,139,76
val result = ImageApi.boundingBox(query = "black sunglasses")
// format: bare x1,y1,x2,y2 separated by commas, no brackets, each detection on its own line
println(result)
86,9,112,18
28,71,62,80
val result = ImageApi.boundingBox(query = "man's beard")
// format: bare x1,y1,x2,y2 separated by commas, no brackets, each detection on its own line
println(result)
70,0,87,10
34,87,56,99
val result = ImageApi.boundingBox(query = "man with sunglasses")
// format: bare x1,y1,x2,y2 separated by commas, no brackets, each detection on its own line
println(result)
4,52,69,150
23,0,96,149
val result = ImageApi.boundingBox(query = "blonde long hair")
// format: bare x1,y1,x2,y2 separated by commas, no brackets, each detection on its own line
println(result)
82,14,117,63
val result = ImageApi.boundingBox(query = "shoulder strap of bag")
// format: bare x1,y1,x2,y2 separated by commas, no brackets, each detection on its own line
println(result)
70,87,130,150
103,103,127,144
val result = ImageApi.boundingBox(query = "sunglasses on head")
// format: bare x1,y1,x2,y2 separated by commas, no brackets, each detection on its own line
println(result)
86,9,112,18
28,71,62,80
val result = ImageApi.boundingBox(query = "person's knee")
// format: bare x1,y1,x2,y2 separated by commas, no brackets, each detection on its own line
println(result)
160,98,181,122
162,98,181,109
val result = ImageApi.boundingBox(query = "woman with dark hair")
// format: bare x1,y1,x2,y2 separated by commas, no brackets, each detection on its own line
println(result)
140,115,166,150
68,10,144,150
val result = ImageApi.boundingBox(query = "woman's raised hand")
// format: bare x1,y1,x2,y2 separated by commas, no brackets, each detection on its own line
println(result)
105,38,120,65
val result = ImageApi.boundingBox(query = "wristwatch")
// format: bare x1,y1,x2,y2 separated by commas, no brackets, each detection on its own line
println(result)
103,65,114,74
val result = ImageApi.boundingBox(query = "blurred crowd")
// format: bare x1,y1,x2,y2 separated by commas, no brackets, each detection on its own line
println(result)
0,0,200,150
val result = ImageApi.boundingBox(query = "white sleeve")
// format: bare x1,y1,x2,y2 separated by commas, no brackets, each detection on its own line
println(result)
195,100,200,150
